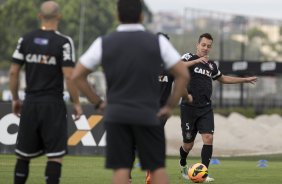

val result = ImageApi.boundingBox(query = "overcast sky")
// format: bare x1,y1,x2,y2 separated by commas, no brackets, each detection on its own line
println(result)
144,0,282,20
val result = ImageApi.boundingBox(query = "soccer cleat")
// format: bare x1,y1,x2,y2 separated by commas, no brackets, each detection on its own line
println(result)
128,179,132,184
180,165,189,180
145,171,151,184
204,176,215,183
179,160,189,180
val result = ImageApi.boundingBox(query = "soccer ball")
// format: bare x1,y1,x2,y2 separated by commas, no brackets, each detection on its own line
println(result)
188,163,208,183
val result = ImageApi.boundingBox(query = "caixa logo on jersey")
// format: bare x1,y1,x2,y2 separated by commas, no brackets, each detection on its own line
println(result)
0,113,105,147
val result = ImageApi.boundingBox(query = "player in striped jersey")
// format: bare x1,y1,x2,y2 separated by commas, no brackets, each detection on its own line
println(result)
9,1,82,184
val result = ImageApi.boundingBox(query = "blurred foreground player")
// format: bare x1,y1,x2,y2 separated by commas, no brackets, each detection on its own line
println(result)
72,0,189,183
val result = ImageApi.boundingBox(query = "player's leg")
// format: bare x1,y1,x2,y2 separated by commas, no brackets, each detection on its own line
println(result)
40,101,68,184
200,134,214,183
145,170,151,184
198,108,214,169
179,142,195,180
112,169,131,184
198,108,215,182
45,158,63,184
128,171,132,184
144,117,168,184
179,103,197,179
105,122,135,184
200,133,213,168
150,168,168,184
14,102,43,184
14,157,30,184
134,124,168,184
128,147,136,184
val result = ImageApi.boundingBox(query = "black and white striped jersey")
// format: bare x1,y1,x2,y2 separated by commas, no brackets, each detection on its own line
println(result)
181,53,222,107
12,29,75,100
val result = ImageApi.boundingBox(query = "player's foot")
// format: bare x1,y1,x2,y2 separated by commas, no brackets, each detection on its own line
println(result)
145,171,151,184
204,176,215,182
179,160,189,180
128,178,132,184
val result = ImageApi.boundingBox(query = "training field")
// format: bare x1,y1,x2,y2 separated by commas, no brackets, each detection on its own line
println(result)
1,154,282,184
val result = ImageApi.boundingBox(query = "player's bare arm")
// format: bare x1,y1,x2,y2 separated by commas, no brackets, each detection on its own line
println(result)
182,56,209,68
63,67,83,120
217,75,258,84
71,62,105,111
9,63,22,117
158,61,189,119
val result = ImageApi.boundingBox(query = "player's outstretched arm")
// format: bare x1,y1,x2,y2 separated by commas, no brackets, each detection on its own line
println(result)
217,75,258,84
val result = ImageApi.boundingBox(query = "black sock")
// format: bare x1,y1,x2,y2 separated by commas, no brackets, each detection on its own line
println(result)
201,145,213,168
179,146,189,166
45,161,62,184
14,158,30,184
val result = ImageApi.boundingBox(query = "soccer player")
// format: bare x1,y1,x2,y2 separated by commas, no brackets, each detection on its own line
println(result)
144,32,192,184
9,1,82,184
71,0,189,183
179,33,257,182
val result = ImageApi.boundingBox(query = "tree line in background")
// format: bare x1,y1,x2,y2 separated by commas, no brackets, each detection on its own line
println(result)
2,0,281,69
0,0,118,69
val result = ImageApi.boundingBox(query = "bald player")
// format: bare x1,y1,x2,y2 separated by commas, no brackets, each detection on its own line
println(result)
9,1,82,184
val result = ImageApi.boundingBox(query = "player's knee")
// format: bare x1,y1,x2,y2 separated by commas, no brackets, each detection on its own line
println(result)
183,142,194,152
201,134,213,144
48,157,63,164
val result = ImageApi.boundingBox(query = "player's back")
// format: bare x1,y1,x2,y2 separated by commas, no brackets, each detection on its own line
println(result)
101,31,163,125
12,29,75,101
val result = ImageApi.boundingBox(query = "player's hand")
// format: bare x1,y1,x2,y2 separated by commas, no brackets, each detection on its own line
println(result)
187,94,193,104
97,101,106,112
73,103,83,121
157,105,172,120
12,99,22,117
182,94,193,104
245,76,258,85
197,55,209,64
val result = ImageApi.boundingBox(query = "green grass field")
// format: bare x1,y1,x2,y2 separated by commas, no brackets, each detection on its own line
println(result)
1,154,282,184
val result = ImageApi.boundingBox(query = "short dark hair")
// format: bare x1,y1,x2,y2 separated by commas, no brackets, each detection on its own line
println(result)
198,33,213,43
157,32,170,40
117,0,142,23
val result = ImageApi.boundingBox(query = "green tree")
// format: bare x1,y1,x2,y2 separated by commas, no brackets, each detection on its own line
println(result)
0,0,117,69
0,0,39,68
247,27,267,40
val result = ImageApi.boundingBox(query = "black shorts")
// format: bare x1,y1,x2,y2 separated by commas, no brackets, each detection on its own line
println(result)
180,103,214,143
105,122,165,171
15,100,68,158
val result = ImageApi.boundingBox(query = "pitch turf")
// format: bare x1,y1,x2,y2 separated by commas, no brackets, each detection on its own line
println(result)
1,154,282,184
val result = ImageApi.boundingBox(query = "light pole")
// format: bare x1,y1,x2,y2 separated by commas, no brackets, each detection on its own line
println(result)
239,17,247,107
78,0,86,57
219,19,224,107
